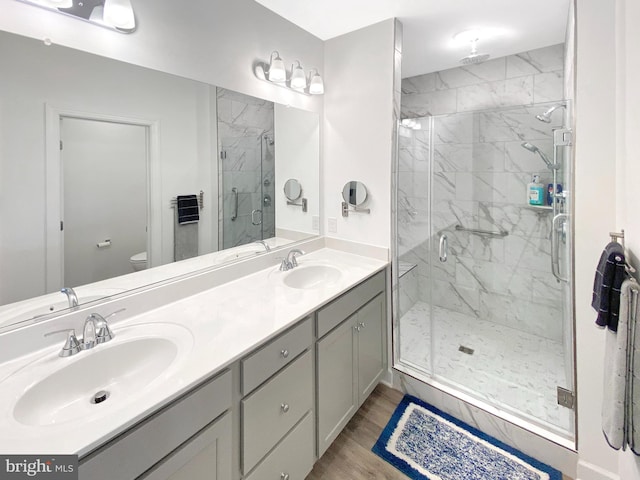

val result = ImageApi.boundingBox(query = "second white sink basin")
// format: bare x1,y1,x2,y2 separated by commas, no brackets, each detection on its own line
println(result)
12,324,192,427
283,264,343,289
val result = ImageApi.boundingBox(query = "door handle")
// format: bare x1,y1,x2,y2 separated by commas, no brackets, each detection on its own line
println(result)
439,234,448,263
251,209,262,225
551,213,569,282
231,187,238,221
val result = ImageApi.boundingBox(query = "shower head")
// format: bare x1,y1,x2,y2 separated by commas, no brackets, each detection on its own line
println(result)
535,104,566,123
460,38,490,65
520,142,557,170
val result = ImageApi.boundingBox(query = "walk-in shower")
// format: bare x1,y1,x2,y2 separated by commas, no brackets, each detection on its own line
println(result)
392,101,574,444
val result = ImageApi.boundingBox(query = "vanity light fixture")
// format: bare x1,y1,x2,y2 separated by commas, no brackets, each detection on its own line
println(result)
267,51,287,83
255,52,324,95
290,61,307,90
103,0,135,30
308,69,324,95
17,0,137,33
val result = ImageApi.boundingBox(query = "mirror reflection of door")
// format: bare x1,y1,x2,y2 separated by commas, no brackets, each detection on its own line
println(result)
61,117,148,286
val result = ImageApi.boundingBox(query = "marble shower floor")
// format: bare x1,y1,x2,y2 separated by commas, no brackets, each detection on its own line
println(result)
398,301,572,434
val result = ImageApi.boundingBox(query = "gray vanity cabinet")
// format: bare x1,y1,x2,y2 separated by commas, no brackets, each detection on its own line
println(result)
78,370,232,480
316,271,386,456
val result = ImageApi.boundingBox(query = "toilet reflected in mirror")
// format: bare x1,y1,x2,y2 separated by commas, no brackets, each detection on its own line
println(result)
129,252,148,272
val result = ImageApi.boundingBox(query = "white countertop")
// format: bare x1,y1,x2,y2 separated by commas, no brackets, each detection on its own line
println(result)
0,248,387,457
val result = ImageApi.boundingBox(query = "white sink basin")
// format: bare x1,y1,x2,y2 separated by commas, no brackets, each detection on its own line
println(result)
12,324,192,426
283,264,343,289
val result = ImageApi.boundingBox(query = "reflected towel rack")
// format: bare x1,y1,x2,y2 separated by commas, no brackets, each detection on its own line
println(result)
610,229,637,274
454,224,508,238
170,190,204,210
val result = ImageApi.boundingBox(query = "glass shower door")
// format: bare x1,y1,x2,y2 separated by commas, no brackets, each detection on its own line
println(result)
394,102,575,441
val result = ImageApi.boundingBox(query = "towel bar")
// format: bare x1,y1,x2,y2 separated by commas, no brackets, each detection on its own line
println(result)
170,191,204,210
454,224,508,238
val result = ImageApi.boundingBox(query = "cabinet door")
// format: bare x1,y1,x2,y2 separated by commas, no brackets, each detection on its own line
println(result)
140,412,231,480
356,293,385,405
316,316,357,456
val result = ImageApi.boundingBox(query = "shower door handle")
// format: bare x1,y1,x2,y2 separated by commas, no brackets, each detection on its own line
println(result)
439,234,448,263
251,209,262,225
551,213,569,282
231,187,238,221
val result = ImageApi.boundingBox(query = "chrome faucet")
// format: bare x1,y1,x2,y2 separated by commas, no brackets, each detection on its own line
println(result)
61,287,78,309
45,308,123,357
280,249,305,271
253,240,271,252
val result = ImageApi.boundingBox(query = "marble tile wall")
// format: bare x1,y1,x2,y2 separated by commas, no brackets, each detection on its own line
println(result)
217,88,275,249
398,44,566,342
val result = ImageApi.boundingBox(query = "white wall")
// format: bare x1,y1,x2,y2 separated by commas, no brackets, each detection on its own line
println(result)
0,0,324,114
274,104,320,236
574,0,622,478
323,19,395,248
616,0,640,476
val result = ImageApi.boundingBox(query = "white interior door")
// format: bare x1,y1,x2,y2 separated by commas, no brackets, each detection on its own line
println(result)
61,117,147,287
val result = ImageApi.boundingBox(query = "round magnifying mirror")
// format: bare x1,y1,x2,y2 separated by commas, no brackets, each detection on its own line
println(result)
342,181,368,206
283,179,302,201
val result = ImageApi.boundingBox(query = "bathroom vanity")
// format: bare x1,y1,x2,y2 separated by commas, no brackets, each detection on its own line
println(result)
0,246,388,480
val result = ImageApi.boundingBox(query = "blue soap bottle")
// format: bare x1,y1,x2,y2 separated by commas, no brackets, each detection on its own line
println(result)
528,175,544,206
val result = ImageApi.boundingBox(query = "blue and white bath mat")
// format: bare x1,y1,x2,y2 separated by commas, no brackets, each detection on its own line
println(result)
372,395,562,480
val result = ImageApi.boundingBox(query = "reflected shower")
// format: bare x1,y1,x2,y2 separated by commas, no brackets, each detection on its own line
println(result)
521,142,558,170
536,104,566,123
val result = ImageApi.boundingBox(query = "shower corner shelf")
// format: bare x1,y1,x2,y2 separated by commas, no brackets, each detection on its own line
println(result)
525,205,553,211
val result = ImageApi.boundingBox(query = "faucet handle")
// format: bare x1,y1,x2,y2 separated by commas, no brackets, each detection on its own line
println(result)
45,329,82,357
91,308,124,344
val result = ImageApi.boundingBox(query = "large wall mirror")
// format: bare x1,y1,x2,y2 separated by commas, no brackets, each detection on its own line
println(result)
0,30,320,330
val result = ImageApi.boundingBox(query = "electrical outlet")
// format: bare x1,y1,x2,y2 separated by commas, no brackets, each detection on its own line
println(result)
328,217,337,233
312,215,319,231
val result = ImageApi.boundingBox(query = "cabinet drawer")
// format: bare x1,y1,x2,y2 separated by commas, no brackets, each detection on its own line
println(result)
79,370,231,480
245,412,314,480
242,317,312,394
317,270,385,338
242,350,313,474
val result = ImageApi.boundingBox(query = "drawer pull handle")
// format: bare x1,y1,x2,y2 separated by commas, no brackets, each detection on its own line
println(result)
354,325,360,332
281,403,290,413
359,321,366,329
281,474,290,480
281,349,289,359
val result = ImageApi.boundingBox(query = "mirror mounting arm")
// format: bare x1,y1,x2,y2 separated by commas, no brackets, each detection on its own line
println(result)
286,198,308,212
341,202,371,217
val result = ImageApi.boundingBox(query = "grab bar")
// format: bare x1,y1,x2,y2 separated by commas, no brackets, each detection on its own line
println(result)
454,224,508,238
439,234,448,263
231,187,238,221
551,213,569,282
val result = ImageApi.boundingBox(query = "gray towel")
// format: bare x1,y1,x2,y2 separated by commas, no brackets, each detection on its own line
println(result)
625,279,640,454
174,208,198,261
602,278,640,453
593,242,626,331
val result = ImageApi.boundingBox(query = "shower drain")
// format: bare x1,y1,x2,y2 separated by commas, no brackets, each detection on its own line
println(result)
90,390,110,405
458,345,474,355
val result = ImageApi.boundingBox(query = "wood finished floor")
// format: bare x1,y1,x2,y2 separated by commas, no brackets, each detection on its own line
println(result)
307,383,573,480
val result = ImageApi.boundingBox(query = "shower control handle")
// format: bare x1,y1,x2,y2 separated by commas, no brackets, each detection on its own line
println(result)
439,234,448,263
